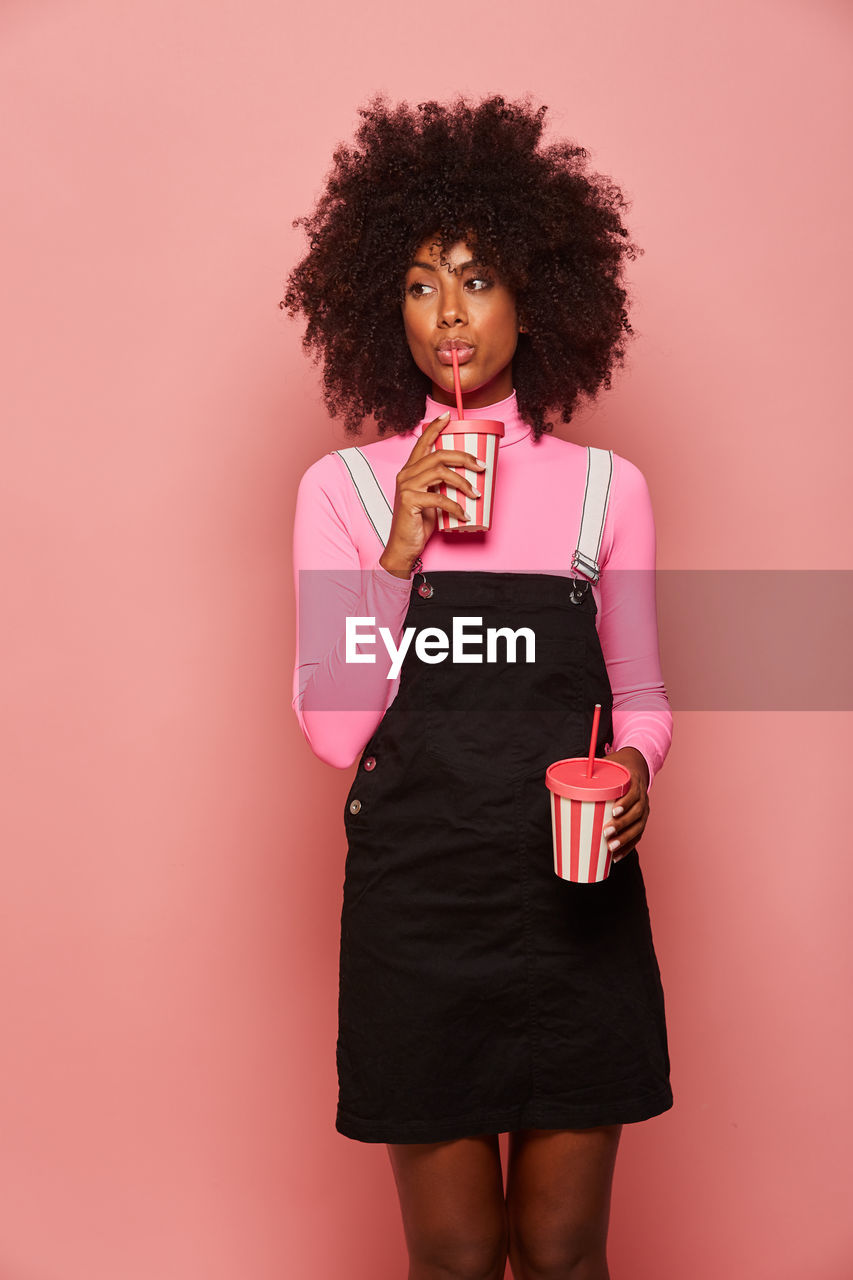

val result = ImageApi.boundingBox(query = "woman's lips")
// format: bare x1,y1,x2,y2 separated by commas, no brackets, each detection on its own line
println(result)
436,345,475,365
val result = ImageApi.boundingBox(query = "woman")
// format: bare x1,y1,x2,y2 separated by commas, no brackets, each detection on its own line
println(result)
284,93,672,1280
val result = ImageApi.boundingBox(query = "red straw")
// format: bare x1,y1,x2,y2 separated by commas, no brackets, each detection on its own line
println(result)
451,349,465,420
586,703,601,777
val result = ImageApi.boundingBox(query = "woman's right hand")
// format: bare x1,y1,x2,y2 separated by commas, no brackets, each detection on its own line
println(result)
378,411,488,578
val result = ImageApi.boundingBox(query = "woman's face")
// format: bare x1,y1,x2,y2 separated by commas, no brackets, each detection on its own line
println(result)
401,236,520,409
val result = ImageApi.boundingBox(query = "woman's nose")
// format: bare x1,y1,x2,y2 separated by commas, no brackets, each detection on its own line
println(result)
438,292,467,326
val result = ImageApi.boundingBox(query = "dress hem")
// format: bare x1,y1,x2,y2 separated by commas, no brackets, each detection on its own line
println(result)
335,1088,674,1144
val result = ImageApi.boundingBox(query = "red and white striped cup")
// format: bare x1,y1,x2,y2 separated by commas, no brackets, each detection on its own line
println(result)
545,758,631,883
433,419,505,532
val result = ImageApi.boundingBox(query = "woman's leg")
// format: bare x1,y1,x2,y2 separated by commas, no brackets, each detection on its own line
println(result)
505,1126,622,1280
386,1134,509,1280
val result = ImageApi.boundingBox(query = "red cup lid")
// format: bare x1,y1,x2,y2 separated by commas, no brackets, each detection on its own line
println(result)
439,419,505,436
545,757,631,802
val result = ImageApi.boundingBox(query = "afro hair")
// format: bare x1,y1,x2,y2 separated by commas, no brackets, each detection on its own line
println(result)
281,92,643,440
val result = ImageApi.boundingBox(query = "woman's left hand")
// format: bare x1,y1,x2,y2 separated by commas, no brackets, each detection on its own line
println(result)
601,746,650,863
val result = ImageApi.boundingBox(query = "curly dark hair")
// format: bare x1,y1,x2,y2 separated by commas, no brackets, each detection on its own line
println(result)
280,92,643,440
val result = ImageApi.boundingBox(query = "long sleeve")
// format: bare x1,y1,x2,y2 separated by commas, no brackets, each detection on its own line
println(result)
292,454,413,768
596,457,673,790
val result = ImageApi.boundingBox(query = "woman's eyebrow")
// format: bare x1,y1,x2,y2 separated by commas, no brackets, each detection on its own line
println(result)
408,258,484,273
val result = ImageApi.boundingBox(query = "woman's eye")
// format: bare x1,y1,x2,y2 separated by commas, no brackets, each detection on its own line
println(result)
405,276,493,299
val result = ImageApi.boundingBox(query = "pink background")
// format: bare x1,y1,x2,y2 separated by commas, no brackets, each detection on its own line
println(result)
2,1,851,1276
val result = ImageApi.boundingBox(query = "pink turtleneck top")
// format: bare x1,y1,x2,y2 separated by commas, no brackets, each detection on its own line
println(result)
292,390,672,788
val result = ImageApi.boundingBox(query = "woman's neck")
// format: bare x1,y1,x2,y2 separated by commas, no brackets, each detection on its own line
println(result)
419,388,531,447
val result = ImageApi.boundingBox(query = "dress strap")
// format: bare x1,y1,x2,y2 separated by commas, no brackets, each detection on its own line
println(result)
335,447,393,548
334,443,613,580
571,447,613,583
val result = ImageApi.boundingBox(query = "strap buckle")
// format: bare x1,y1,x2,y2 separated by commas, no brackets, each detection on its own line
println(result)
568,577,590,605
571,549,600,583
412,556,434,598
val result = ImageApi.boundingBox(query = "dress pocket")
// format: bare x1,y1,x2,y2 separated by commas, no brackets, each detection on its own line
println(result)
422,633,590,784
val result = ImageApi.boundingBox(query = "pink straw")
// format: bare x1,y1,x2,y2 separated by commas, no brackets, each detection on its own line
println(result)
451,349,465,420
586,703,601,778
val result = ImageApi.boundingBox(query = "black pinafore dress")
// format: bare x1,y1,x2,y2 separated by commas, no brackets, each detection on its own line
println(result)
333,444,672,1144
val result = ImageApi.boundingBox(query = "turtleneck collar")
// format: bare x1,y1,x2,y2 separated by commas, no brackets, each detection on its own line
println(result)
415,388,531,447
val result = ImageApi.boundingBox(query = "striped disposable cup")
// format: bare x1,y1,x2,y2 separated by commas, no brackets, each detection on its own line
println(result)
545,758,631,883
433,419,505,532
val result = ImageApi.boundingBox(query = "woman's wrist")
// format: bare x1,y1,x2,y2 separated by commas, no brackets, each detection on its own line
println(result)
379,548,420,579
606,745,650,788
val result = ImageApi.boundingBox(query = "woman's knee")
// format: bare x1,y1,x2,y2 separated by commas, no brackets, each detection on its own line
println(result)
504,1126,620,1279
409,1222,508,1279
386,1135,508,1280
507,1220,607,1280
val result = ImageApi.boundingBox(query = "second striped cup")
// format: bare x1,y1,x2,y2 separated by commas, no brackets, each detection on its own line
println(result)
545,757,631,884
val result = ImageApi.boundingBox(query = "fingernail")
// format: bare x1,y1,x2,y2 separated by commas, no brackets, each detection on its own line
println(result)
611,806,623,818
438,411,450,420
471,488,481,499
603,825,615,837
608,839,620,852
